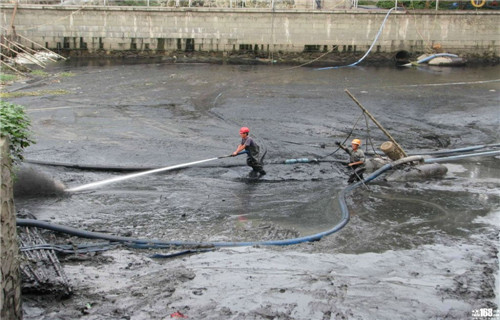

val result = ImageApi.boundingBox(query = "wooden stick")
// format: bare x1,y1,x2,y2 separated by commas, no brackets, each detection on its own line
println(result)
15,32,66,60
10,36,59,62
3,38,47,66
0,58,27,76
344,89,408,157
0,26,66,61
9,1,18,36
1,41,46,68
0,48,33,72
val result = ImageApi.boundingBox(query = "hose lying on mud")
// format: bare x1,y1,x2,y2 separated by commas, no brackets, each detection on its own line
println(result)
418,145,500,157
17,148,500,256
24,143,499,171
16,156,426,252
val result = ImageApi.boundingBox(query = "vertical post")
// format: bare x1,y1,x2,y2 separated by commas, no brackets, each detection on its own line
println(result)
1,137,23,320
9,1,18,37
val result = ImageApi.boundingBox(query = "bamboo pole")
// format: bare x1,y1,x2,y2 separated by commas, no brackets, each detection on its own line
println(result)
1,42,44,68
0,46,34,73
344,89,408,157
14,32,66,60
1,39,46,67
13,38,37,54
0,26,66,61
0,59,27,76
9,1,18,36
3,38,47,65
10,36,59,62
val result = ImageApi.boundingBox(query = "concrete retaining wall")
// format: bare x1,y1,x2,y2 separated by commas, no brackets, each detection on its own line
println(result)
0,6,498,57
0,137,22,320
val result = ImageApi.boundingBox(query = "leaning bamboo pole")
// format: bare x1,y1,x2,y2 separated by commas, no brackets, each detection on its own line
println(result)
5,28,66,61
1,26,66,61
0,58,27,76
344,89,408,157
1,39,46,67
7,34,59,63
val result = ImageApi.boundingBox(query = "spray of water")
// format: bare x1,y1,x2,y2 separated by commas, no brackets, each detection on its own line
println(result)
66,157,221,192
14,165,66,197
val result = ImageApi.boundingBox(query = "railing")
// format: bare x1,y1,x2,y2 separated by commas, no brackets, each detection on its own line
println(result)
0,0,497,10
0,0,304,9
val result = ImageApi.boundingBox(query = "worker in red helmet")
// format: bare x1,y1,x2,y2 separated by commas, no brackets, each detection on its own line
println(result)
335,138,365,183
232,127,266,177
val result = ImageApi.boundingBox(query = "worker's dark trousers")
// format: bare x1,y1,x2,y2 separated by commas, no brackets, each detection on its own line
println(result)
348,166,366,183
247,157,265,174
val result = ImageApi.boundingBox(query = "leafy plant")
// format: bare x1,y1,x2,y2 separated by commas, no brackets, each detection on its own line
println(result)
0,100,35,164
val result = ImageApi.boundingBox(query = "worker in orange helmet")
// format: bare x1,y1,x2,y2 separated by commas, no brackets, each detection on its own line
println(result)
335,138,366,183
232,127,266,178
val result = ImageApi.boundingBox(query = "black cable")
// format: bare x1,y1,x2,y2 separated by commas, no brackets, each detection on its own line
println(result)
318,112,364,160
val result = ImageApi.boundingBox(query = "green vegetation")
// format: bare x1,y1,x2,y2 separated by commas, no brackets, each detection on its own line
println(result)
58,72,75,77
30,70,49,77
0,100,35,164
0,73,17,83
375,1,436,9
0,89,70,99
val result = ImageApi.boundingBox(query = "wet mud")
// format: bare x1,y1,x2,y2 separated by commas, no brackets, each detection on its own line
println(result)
5,60,499,319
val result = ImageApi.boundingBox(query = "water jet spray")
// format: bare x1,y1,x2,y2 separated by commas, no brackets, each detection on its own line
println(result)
66,153,242,192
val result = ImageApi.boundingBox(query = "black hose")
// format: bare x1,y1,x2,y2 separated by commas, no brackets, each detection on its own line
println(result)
16,147,499,253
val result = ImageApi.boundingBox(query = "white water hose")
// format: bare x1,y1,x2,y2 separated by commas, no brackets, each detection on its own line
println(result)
66,156,227,192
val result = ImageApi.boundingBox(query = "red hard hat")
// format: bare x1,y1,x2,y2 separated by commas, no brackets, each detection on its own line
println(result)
239,127,250,134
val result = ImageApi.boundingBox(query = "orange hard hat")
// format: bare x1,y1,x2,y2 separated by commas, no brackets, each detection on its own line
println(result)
239,127,250,134
352,139,361,145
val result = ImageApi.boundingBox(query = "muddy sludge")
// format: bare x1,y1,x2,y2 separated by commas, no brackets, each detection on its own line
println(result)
5,61,498,319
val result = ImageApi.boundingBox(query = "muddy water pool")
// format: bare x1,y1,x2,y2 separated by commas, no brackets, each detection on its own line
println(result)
7,60,499,318
12,61,499,244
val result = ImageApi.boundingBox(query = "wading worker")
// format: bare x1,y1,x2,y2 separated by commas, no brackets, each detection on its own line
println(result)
232,127,266,177
335,138,365,183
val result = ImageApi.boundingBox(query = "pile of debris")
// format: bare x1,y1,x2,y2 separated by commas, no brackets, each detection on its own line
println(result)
18,226,72,298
